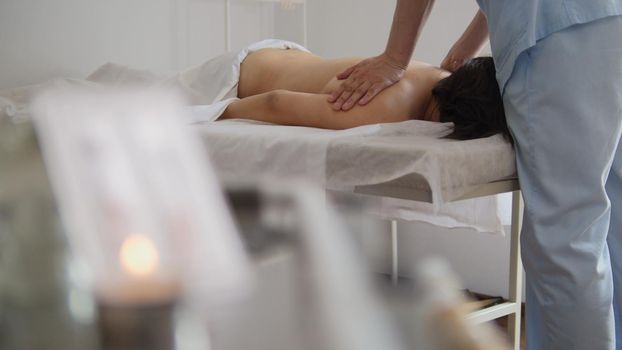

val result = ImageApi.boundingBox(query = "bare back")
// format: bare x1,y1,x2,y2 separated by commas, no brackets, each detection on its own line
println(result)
238,48,449,121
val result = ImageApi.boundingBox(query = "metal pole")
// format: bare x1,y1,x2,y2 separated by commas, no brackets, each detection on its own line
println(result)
302,0,308,47
508,190,524,350
391,220,398,286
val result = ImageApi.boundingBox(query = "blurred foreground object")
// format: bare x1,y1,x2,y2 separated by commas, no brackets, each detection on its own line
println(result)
0,116,98,349
30,85,252,349
392,258,510,350
218,182,509,350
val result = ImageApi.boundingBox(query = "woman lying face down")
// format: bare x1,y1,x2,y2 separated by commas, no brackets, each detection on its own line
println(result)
221,48,509,142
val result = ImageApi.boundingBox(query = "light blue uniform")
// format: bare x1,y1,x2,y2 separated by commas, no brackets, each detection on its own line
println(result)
475,1,622,349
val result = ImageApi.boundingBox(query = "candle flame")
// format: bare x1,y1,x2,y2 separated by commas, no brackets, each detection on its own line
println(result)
120,234,159,277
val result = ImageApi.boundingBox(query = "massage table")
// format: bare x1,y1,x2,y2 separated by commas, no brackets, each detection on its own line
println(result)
196,118,523,350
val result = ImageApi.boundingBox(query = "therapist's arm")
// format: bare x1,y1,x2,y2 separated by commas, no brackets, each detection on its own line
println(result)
329,0,436,111
221,90,406,129
441,10,489,72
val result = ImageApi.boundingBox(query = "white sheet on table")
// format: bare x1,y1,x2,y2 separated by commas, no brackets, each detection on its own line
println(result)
195,119,383,187
325,121,516,203
364,195,505,234
198,119,516,234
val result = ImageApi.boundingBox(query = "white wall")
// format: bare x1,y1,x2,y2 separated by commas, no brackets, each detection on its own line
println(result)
0,0,284,89
1,0,169,88
307,0,489,64
0,0,482,86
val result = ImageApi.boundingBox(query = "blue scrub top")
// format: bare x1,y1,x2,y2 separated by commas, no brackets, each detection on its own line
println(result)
476,0,622,94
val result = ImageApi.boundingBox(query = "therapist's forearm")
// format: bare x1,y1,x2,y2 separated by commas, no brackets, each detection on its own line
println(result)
456,10,489,55
384,0,436,68
441,9,489,71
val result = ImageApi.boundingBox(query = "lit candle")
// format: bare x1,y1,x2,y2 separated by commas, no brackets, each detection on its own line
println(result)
120,234,159,277
97,234,179,350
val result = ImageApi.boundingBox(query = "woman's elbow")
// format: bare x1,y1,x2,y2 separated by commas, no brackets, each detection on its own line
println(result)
264,89,287,115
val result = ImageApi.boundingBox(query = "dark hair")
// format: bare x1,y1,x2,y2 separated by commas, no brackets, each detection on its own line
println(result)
432,57,511,144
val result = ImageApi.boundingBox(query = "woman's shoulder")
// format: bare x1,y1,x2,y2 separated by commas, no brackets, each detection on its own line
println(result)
406,61,449,76
403,61,450,87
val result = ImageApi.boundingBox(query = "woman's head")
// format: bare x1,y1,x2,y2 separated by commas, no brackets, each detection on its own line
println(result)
431,57,511,143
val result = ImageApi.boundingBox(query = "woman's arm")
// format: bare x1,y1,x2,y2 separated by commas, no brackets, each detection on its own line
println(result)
221,90,408,129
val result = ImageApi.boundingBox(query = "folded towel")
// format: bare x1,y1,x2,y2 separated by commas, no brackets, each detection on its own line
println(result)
85,39,310,123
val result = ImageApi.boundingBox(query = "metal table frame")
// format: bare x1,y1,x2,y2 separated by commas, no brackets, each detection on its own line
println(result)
353,179,523,350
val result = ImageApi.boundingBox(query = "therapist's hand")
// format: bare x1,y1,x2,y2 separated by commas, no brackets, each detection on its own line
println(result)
328,53,406,111
440,45,475,72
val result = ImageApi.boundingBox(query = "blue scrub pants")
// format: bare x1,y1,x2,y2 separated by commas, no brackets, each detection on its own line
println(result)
503,16,622,349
